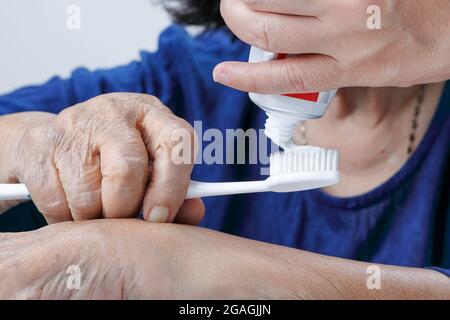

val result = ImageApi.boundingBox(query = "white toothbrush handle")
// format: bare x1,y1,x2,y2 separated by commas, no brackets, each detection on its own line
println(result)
186,180,268,199
0,184,30,201
0,181,269,201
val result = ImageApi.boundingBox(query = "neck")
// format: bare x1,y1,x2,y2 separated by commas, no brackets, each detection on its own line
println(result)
327,86,421,127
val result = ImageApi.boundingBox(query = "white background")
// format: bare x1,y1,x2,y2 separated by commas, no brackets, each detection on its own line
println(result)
0,0,171,94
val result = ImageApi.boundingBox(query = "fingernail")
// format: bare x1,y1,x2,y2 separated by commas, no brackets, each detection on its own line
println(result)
213,67,230,84
148,206,170,223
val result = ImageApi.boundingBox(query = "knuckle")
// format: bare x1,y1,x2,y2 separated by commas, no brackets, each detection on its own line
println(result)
285,64,307,92
86,93,135,116
160,130,186,151
108,158,137,179
286,57,343,92
310,59,341,89
138,94,163,106
23,125,59,159
89,94,122,113
245,67,264,93
136,94,169,114
162,119,195,146
105,155,146,184
54,105,87,132
159,120,197,166
25,125,47,145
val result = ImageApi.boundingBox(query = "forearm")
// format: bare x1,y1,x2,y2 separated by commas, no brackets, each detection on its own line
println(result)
0,112,55,214
2,220,449,299
135,224,450,299
261,245,450,299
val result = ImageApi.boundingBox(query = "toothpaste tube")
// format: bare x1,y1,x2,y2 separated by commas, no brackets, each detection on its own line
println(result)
248,47,337,149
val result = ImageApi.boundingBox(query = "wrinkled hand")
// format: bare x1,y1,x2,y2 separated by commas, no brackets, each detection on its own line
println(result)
7,93,204,224
215,0,450,93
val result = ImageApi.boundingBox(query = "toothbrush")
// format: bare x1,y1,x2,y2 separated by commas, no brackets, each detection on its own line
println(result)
0,147,339,201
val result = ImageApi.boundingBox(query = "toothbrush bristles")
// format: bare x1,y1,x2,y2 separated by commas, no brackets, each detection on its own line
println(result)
270,147,339,175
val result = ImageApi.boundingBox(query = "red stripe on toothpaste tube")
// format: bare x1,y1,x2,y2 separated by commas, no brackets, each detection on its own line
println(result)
248,47,338,149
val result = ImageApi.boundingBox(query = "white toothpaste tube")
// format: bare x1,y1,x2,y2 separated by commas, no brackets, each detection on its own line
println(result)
248,47,338,149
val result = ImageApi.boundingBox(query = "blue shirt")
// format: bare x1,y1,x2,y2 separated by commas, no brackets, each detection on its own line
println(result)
1,25,449,276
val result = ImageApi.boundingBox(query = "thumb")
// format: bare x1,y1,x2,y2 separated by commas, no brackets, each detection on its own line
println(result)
141,136,194,224
213,54,343,94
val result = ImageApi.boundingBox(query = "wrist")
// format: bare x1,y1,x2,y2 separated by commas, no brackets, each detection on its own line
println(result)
231,243,349,299
237,244,311,299
198,236,316,299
